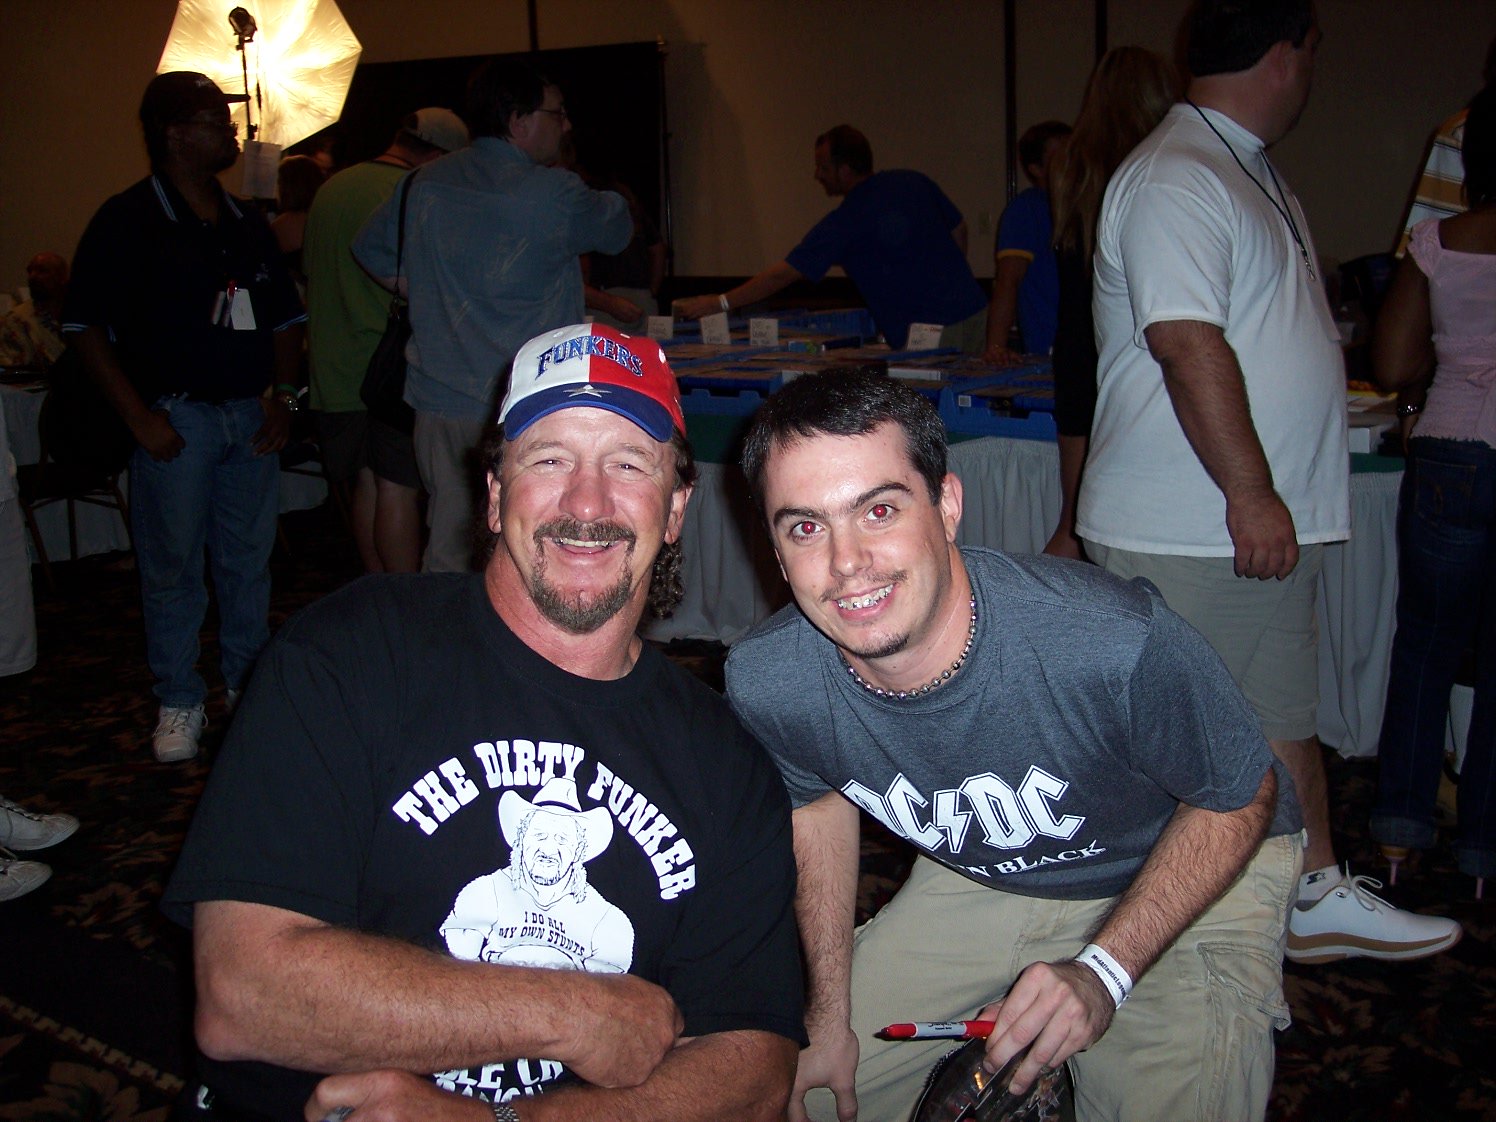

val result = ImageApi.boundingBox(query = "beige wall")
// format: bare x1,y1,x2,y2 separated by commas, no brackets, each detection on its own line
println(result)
2,0,1492,292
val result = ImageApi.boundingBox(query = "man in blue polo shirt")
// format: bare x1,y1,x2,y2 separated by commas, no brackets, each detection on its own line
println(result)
65,72,305,764
676,125,987,351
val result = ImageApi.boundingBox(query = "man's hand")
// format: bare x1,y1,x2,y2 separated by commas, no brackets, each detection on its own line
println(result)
558,972,683,1088
977,959,1116,1096
132,410,185,462
673,295,724,321
787,1019,858,1122
306,1070,491,1122
1224,487,1298,579
601,292,645,324
253,395,293,456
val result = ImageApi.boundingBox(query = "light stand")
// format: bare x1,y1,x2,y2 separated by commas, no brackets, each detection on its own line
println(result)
227,6,258,140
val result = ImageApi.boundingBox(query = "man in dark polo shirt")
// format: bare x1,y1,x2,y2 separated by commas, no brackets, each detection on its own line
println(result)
64,72,305,764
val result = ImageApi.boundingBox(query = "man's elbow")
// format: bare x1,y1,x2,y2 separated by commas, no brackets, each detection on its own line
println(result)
192,957,264,1062
743,1037,799,1122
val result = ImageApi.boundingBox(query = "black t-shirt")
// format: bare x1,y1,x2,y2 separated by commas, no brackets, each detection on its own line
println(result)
64,175,304,404
164,574,804,1120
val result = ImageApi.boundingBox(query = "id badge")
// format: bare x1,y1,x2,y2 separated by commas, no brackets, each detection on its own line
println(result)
210,287,257,330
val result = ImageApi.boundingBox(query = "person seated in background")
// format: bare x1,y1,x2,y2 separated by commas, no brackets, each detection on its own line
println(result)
162,323,803,1122
0,252,69,370
983,121,1070,365
676,125,988,353
1370,82,1496,898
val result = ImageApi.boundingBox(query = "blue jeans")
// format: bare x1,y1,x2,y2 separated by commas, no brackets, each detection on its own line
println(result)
131,396,279,708
1372,437,1496,878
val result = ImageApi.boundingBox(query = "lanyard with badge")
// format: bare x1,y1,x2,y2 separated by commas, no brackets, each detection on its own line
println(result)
211,278,257,330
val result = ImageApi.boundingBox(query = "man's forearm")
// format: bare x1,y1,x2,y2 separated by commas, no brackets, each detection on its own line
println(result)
792,794,862,1027
193,901,678,1084
1146,319,1276,503
524,1031,797,1122
271,324,304,390
725,261,802,312
985,257,1028,351
1090,769,1275,981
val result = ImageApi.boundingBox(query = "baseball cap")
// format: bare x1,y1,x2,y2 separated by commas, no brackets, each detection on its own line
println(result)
140,71,229,131
500,324,686,442
409,107,470,152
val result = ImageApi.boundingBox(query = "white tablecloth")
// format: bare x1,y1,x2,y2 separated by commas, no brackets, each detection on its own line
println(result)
646,435,1399,759
2,383,328,563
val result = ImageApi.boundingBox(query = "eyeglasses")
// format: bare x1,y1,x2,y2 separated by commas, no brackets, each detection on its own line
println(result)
180,115,239,135
535,107,570,122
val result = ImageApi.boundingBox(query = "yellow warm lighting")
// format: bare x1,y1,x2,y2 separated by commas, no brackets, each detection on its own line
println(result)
158,0,362,149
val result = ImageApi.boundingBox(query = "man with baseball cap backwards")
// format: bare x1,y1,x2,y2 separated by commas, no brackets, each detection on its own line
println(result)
165,324,804,1122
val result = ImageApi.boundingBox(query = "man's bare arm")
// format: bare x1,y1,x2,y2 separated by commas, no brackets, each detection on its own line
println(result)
1144,319,1298,580
983,255,1031,364
980,768,1276,1092
193,900,681,1088
306,1031,797,1122
674,261,803,321
787,792,863,1122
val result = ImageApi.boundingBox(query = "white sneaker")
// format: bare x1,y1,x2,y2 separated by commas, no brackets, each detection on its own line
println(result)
0,796,79,851
153,704,207,763
0,848,51,902
1287,867,1462,963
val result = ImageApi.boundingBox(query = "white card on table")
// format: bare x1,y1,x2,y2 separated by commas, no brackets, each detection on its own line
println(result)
905,323,944,351
748,317,779,347
700,312,731,345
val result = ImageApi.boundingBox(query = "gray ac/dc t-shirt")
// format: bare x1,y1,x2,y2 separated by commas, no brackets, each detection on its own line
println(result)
726,547,1301,901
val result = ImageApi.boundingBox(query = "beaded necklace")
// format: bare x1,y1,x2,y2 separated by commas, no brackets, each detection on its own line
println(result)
843,596,978,701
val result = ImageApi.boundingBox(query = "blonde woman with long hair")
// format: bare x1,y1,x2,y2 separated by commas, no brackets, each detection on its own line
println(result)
1045,47,1181,558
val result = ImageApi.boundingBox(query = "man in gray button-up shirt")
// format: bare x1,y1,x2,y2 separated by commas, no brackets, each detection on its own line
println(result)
356,57,631,572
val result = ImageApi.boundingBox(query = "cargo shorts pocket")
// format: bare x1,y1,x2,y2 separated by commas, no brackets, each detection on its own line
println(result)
1197,942,1289,1121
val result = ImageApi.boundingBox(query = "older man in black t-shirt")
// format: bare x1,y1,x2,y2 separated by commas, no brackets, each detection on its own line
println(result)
164,323,804,1122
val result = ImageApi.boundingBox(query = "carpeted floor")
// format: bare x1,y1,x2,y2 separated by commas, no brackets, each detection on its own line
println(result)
2,503,1493,1121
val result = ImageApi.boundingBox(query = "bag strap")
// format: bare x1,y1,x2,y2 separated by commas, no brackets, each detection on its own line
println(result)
393,169,419,285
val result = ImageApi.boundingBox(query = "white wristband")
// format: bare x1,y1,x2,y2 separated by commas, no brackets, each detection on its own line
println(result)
1074,943,1132,1008
718,293,731,312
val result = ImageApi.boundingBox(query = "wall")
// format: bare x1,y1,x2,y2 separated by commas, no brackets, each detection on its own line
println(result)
1,0,1492,292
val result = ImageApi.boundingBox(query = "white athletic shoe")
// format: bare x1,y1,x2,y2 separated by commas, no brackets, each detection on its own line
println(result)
153,704,207,763
0,848,51,903
0,795,79,851
1286,867,1462,963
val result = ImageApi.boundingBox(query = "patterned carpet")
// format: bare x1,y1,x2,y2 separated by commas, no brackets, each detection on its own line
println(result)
2,504,1493,1121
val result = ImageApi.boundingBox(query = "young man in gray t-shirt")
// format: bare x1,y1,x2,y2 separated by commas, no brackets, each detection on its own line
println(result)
726,369,1303,1122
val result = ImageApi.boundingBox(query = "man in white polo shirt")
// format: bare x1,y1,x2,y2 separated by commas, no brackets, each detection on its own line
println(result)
1081,0,1459,963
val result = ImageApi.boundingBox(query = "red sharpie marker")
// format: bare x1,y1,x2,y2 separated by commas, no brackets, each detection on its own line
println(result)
878,1020,996,1040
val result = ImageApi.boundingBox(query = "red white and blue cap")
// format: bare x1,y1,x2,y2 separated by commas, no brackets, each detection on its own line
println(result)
500,323,685,442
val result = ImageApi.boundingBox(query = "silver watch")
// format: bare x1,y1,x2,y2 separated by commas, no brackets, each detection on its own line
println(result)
490,1103,520,1122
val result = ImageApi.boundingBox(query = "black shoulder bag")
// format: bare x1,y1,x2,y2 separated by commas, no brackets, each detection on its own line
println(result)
360,170,418,433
